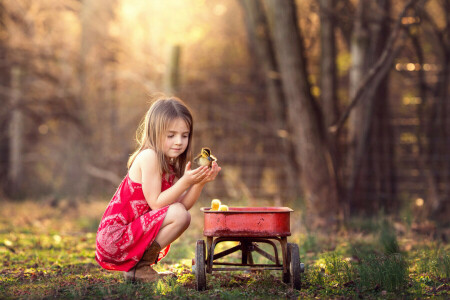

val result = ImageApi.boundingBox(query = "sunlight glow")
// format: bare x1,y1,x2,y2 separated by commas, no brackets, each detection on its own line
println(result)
116,0,211,59
213,4,227,16
406,63,415,71
415,198,424,207
400,133,417,144
402,96,421,105
53,234,62,244
401,16,420,25
396,63,438,72
39,124,49,135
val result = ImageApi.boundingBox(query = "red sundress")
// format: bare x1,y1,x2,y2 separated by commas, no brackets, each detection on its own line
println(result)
95,172,175,272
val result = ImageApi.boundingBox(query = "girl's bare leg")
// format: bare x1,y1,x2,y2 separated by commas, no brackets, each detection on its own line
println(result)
154,203,191,248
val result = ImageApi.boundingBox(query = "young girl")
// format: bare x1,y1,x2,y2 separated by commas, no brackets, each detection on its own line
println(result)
95,97,221,283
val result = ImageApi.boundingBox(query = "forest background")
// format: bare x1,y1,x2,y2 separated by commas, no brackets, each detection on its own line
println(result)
1,0,448,227
0,0,449,298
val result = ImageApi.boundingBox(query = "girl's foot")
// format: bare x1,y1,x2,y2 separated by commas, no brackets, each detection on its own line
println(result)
123,263,175,283
123,240,176,283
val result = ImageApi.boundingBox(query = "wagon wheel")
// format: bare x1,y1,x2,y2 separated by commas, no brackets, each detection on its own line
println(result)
287,243,301,290
282,261,291,283
195,240,207,291
282,242,290,283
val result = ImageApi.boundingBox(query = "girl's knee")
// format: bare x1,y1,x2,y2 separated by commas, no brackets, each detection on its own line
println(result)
175,204,190,228
171,202,185,211
168,203,190,227
183,211,191,228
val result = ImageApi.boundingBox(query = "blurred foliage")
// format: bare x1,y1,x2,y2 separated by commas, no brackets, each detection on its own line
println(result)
1,0,448,215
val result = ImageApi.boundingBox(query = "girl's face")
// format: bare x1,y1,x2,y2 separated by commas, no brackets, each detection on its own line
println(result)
163,118,190,159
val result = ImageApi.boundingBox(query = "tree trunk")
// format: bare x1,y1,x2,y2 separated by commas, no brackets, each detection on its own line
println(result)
70,0,110,196
334,0,355,49
348,0,395,215
423,1,450,222
264,0,339,226
411,30,437,217
240,0,300,201
319,0,338,134
69,0,118,196
346,0,370,215
164,45,181,95
319,0,342,203
0,1,11,195
366,0,396,212
8,67,23,198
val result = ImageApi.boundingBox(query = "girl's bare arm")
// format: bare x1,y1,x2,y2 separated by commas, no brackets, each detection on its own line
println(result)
140,150,209,210
177,183,206,210
178,162,221,210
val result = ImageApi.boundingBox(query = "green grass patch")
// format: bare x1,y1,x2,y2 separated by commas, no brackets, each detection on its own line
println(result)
415,246,450,279
0,198,449,299
357,253,409,292
379,220,401,255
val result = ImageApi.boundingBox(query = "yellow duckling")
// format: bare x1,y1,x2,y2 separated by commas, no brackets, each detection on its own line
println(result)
211,199,221,211
219,204,229,211
194,147,217,168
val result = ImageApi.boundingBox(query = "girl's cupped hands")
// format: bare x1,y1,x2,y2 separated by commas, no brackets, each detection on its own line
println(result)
182,161,221,186
198,161,221,185
182,162,210,185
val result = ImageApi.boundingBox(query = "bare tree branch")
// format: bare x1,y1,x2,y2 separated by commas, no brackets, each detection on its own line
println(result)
84,164,122,186
329,0,422,134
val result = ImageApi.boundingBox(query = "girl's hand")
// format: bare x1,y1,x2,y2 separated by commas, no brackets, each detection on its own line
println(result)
198,161,221,185
181,162,209,186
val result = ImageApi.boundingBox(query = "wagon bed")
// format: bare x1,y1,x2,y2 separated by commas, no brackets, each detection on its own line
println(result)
193,206,304,291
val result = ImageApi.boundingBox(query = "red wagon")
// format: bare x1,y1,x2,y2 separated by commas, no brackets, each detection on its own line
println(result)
192,207,304,291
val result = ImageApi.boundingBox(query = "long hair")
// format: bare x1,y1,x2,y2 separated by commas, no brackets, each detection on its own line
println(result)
127,97,193,178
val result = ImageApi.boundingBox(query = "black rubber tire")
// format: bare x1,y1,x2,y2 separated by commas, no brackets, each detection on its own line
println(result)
288,243,301,290
282,270,291,283
195,240,207,291
282,248,291,283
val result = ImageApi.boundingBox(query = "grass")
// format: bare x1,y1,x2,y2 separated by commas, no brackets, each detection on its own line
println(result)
416,247,450,279
0,197,449,299
357,253,409,292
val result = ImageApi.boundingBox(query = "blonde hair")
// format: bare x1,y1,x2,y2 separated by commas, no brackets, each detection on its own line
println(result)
128,97,193,178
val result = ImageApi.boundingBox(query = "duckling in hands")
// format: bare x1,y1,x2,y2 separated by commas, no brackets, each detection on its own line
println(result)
194,147,217,168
